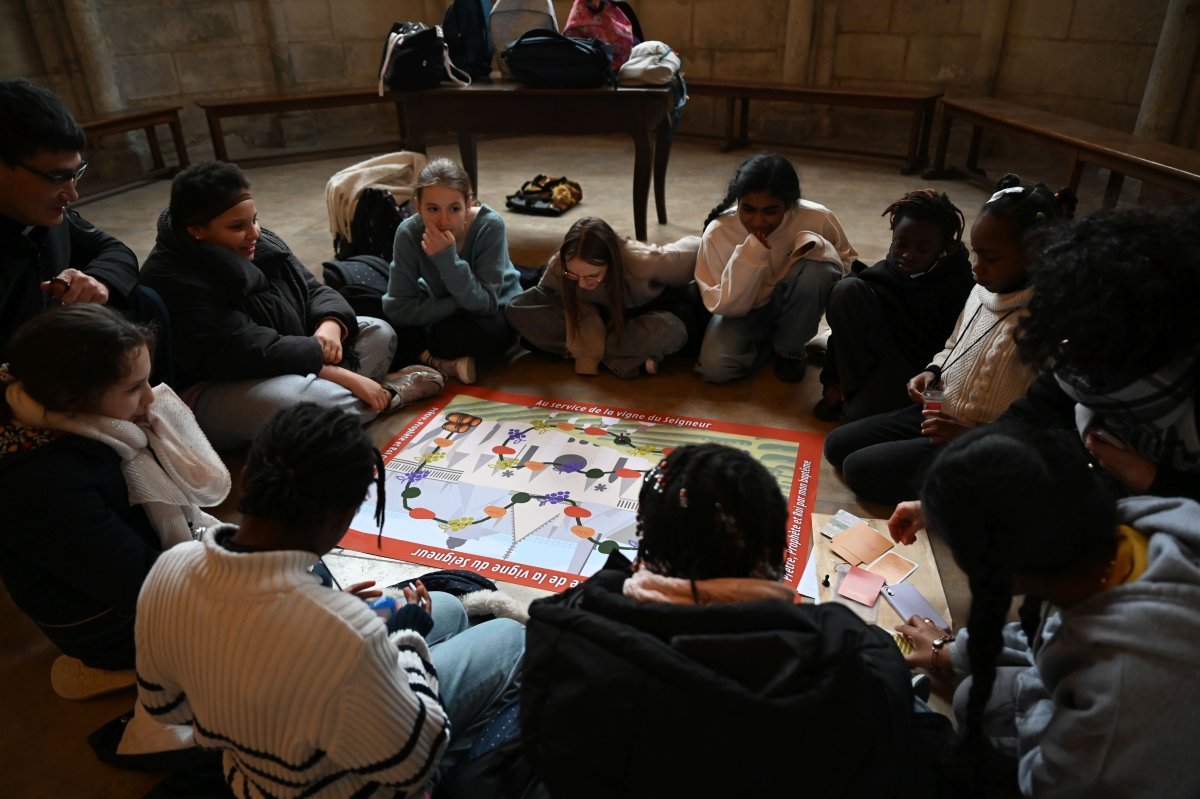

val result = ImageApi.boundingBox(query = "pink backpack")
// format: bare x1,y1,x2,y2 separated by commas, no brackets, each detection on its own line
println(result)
562,0,636,70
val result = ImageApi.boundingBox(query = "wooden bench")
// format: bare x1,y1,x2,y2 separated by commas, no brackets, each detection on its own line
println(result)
687,79,942,174
923,95,1200,207
78,106,189,201
196,91,405,168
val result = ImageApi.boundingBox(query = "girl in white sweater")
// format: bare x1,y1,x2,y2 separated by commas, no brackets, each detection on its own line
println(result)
693,152,857,383
824,175,1076,506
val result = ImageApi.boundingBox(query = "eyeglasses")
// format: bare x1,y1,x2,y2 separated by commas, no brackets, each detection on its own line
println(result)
562,266,605,287
17,160,89,186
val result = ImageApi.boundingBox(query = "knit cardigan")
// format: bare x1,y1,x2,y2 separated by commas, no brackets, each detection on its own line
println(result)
930,282,1038,425
136,526,449,798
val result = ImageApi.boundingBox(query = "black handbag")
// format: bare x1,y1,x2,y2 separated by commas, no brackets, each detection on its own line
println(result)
377,22,452,93
501,29,614,89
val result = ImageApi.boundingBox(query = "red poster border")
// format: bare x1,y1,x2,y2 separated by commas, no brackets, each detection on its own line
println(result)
342,386,822,593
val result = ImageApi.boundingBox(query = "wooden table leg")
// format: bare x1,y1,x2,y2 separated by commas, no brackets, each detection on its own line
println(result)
1066,152,1085,194
169,113,189,168
720,97,736,151
921,108,954,179
902,105,923,175
458,132,478,194
965,125,983,173
653,122,670,225
737,97,750,147
144,124,165,170
632,128,652,241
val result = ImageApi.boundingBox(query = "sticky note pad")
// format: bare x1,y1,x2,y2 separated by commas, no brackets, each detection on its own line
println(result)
837,566,885,607
830,521,893,566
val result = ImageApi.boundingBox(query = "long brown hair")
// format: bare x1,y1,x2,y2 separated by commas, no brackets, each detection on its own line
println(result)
558,217,626,342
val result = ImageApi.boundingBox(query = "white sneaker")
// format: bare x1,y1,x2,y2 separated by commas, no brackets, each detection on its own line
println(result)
381,366,444,410
422,351,476,384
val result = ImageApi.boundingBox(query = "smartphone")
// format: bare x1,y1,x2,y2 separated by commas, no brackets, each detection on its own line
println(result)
881,583,948,630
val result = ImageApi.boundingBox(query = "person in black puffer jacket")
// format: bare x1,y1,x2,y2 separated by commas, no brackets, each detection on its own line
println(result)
140,161,442,449
521,443,950,799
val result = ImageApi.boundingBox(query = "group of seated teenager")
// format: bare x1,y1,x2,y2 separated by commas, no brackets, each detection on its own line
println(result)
4,74,1200,799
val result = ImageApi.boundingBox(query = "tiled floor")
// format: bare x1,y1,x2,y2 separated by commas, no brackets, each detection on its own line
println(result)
8,130,1105,795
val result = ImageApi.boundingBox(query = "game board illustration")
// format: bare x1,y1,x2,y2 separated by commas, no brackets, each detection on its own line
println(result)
343,387,823,592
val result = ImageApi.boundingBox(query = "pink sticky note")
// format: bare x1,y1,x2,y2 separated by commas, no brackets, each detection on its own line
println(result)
837,566,886,607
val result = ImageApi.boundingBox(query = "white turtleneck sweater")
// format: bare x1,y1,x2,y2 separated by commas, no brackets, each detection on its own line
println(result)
931,282,1039,424
135,526,449,798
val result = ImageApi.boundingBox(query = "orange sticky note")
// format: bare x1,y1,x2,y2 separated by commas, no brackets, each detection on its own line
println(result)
829,521,893,566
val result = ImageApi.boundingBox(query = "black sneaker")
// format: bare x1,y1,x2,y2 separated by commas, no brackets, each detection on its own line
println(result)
774,355,807,382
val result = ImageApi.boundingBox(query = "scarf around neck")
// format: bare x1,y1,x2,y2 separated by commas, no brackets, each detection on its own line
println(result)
5,381,231,547
1056,348,1200,473
623,565,794,605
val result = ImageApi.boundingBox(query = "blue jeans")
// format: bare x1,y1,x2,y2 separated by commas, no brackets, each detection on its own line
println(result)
426,595,524,776
696,258,840,383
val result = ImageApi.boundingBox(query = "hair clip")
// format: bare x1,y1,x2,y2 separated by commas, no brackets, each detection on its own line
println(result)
0,363,15,385
678,488,688,508
645,462,667,494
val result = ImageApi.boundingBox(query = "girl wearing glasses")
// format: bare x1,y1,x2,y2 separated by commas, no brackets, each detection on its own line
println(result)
383,158,522,385
506,217,702,377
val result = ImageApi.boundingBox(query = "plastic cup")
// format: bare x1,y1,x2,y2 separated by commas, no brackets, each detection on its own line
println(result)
923,387,944,413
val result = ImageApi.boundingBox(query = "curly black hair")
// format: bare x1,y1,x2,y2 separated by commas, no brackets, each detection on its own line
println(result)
239,403,386,536
636,443,787,581
882,189,965,247
169,160,252,229
1016,203,1200,376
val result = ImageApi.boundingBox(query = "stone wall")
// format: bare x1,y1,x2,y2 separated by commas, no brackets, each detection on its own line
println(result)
0,0,1196,177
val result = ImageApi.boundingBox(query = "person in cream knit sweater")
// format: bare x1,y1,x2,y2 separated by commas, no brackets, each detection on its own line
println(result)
824,176,1076,506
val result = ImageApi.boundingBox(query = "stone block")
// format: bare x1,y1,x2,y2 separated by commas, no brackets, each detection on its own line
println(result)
691,0,787,50
1051,94,1138,131
713,48,784,82
1008,0,1073,40
346,40,386,83
0,4,42,77
1069,0,1167,44
890,0,962,34
176,45,274,94
959,0,986,34
904,35,974,83
1050,40,1142,101
331,0,403,39
636,0,693,48
284,0,333,40
115,53,180,100
233,0,267,45
1126,45,1156,104
104,6,236,54
833,33,908,79
995,37,1051,96
839,0,893,33
684,49,716,79
291,41,348,85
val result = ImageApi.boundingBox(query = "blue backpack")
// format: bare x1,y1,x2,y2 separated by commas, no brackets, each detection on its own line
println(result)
444,0,493,79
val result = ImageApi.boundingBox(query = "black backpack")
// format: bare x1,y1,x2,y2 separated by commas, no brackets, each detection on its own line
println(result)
502,29,614,88
444,0,494,79
322,255,391,320
333,187,413,261
378,22,448,92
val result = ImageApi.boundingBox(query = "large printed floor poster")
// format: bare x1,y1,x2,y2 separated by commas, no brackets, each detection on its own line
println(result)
343,387,823,593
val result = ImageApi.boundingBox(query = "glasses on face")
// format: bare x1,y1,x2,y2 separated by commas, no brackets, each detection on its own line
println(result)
562,266,605,287
17,160,89,186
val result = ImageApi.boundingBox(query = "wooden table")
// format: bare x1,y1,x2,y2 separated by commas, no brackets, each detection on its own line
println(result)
394,79,676,241
924,95,1200,207
688,79,942,174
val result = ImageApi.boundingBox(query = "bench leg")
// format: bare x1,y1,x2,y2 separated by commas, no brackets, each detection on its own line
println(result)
1066,152,1085,195
205,113,229,162
653,121,670,226
921,108,954,179
902,106,924,175
458,133,478,195
719,97,737,151
1102,170,1126,209
737,98,750,147
169,114,189,168
964,125,984,174
144,124,165,171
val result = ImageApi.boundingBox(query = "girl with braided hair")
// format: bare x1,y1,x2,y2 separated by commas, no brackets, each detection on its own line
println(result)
694,152,857,383
816,189,974,423
892,423,1200,797
523,443,927,796
824,174,1076,506
136,403,525,798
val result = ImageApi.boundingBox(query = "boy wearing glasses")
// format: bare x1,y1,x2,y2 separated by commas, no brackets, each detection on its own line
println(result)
0,79,139,359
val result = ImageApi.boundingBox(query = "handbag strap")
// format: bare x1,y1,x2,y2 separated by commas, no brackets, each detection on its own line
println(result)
377,29,404,96
441,44,472,87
